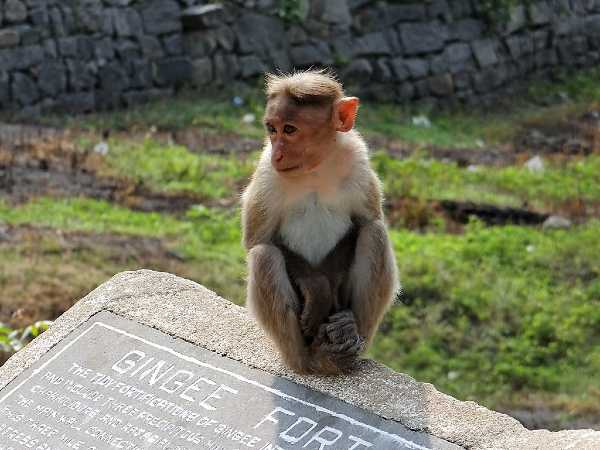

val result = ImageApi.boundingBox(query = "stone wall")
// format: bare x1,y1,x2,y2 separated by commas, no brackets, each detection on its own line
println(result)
0,0,599,114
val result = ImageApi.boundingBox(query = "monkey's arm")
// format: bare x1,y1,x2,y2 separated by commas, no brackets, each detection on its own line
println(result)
247,244,341,374
347,219,398,344
241,180,276,250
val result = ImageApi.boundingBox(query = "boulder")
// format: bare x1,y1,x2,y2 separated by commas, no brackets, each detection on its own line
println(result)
399,21,448,55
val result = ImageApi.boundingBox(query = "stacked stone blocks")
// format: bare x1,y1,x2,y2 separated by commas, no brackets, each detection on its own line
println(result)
0,0,599,114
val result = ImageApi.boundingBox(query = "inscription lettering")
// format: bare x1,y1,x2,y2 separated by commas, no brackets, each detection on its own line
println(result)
0,314,453,450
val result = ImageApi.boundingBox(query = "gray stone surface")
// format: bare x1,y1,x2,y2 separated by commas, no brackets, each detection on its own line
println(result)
0,29,20,48
1,270,599,450
0,0,598,113
5,0,27,23
400,22,448,55
0,311,461,450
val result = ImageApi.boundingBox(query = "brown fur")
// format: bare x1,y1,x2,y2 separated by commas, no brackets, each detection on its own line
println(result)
277,222,359,342
243,70,399,375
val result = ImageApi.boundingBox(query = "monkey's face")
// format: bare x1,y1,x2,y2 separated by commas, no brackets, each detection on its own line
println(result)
263,95,336,178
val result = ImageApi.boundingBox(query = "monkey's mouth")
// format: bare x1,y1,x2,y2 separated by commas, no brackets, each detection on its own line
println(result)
277,164,302,173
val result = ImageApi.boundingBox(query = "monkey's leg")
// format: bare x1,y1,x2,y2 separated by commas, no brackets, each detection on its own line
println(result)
247,244,339,374
297,275,334,340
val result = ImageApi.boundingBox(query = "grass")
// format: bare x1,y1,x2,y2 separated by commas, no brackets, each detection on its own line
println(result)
101,139,257,200
373,220,600,415
374,152,600,210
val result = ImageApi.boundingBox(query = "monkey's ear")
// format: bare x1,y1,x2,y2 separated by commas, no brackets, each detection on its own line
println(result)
334,97,360,132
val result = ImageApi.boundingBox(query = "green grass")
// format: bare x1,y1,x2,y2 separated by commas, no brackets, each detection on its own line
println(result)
102,139,257,200
39,90,267,139
0,197,243,263
0,197,248,305
87,137,600,214
371,220,600,412
374,152,600,209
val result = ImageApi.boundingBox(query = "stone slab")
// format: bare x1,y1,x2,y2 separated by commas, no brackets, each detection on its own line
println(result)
0,311,460,450
0,270,599,450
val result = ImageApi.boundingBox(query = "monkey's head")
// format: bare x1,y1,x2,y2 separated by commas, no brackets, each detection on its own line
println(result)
263,70,359,178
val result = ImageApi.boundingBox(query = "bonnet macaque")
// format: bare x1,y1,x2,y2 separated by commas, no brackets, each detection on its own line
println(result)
242,70,399,374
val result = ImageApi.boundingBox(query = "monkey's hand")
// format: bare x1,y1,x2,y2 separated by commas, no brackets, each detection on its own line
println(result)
317,310,366,363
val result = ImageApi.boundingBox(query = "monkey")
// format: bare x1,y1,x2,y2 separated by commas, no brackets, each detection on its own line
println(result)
242,69,399,375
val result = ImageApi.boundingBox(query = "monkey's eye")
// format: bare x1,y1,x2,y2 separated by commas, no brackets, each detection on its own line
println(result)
283,124,297,135
265,123,276,134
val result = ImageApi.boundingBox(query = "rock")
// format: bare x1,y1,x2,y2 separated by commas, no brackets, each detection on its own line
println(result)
449,0,472,18
389,58,409,81
137,35,163,59
184,27,235,57
404,58,430,79
472,39,499,68
0,72,10,106
234,12,285,59
99,63,129,92
112,8,143,37
5,0,28,23
153,57,193,86
37,61,67,97
341,59,373,83
525,155,544,172
528,2,551,26
385,4,426,24
76,36,95,60
412,115,432,128
585,15,600,37
399,22,448,55
396,82,415,101
66,60,96,91
130,60,153,88
11,72,40,106
312,0,352,26
441,43,473,73
287,25,308,45
428,0,451,21
163,34,183,56
239,55,265,78
268,49,292,73
505,5,527,34
94,37,115,61
213,53,239,83
449,19,483,41
93,142,109,156
182,4,225,30
57,37,78,57
141,0,181,35
0,45,44,70
373,58,392,82
0,29,20,48
290,42,332,67
542,215,572,229
57,92,96,113
428,73,454,96
353,32,392,56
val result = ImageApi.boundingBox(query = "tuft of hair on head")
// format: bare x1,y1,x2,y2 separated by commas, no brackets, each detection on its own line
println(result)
265,69,345,107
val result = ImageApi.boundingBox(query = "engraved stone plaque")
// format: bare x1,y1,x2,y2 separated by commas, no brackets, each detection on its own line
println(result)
0,311,461,450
